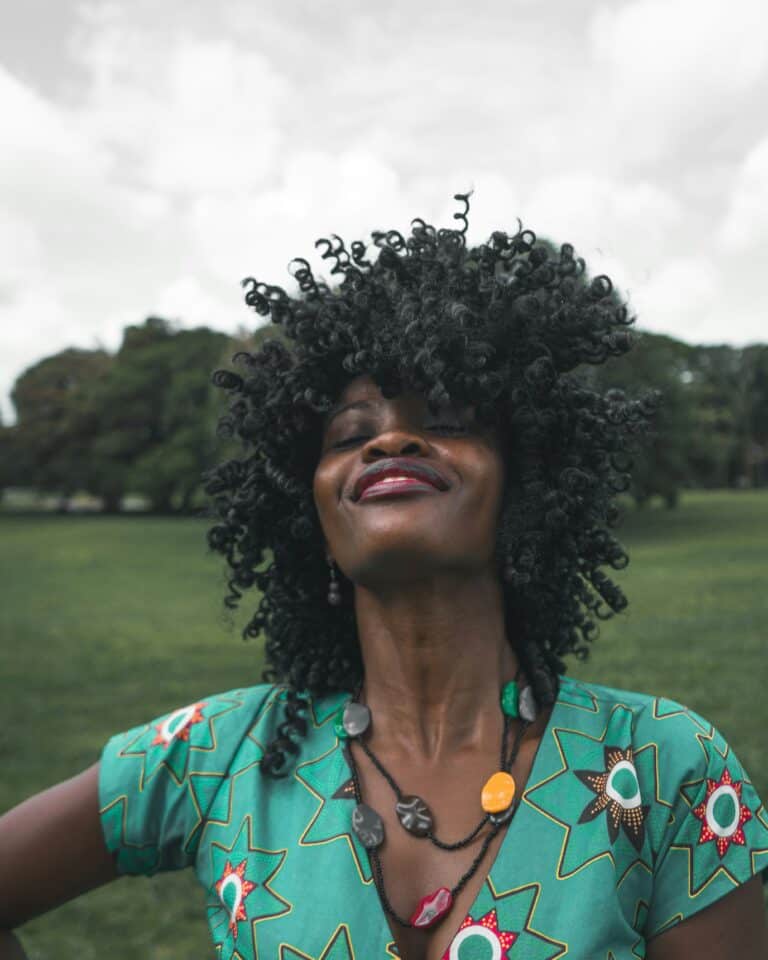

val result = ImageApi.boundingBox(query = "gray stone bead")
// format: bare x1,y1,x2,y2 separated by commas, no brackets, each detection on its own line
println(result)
519,685,538,723
395,795,433,836
343,701,371,737
351,803,385,849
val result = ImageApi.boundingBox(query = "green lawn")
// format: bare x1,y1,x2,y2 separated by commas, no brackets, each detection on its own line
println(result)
1,491,766,956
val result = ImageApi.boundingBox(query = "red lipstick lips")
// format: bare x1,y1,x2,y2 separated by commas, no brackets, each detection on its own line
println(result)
352,458,450,502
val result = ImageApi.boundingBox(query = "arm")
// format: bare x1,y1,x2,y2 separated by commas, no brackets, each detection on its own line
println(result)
0,763,117,932
646,874,768,960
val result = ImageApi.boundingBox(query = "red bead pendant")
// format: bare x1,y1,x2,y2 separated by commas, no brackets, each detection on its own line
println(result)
410,886,453,928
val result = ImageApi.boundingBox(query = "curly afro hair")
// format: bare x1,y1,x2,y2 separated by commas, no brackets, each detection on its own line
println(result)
203,193,655,775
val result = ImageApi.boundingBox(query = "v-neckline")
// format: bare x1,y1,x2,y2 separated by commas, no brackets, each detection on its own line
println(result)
332,679,564,958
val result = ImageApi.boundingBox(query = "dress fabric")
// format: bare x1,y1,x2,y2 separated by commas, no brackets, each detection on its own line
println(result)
99,676,768,959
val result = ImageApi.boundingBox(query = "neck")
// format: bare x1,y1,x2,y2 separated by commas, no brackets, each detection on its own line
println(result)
353,569,519,761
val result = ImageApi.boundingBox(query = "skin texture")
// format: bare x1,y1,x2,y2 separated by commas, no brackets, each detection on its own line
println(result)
0,764,116,939
313,375,768,960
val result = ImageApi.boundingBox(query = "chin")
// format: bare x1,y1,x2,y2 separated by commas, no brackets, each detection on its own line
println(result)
346,541,450,585
345,538,483,589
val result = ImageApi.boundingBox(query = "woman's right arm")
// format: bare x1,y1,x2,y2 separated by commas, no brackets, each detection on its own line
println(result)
0,763,117,943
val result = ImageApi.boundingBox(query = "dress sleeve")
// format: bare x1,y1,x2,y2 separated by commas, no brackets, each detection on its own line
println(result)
98,685,274,876
645,701,768,938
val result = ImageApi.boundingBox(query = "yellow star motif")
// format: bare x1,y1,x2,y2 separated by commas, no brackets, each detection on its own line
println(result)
279,923,355,959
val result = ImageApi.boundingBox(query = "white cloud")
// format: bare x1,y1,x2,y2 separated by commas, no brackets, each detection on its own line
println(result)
589,0,768,165
151,273,239,332
189,150,408,292
720,135,768,250
3,0,768,423
520,174,682,294
72,11,287,194
631,257,720,339
591,0,768,107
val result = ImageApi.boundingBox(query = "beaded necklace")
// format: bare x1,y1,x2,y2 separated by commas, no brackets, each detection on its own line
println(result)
334,676,537,930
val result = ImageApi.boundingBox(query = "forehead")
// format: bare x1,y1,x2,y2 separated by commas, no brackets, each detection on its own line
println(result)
324,375,441,426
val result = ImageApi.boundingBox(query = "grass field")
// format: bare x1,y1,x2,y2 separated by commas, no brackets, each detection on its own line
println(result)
1,491,766,956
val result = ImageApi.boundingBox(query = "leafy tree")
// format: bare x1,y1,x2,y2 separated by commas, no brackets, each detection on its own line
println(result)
122,323,231,512
587,331,698,507
8,348,114,508
742,345,768,486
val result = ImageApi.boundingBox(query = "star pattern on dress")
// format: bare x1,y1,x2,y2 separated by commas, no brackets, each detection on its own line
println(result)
151,701,207,746
469,879,568,960
440,908,517,959
99,793,163,874
557,678,600,714
215,858,258,939
575,746,650,851
651,698,713,736
308,690,348,728
691,767,753,858
279,923,355,960
669,739,768,900
294,744,373,884
207,814,291,959
332,777,356,800
525,706,666,883
117,694,242,787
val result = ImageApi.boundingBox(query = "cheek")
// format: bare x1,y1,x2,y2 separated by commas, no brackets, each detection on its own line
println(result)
312,460,342,535
463,447,505,514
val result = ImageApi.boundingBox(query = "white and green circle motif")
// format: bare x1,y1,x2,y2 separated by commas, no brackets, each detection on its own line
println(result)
705,784,740,838
155,703,201,746
218,872,244,925
605,759,641,809
450,925,503,960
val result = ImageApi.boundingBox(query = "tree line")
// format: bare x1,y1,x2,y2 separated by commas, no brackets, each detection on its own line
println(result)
1,316,766,512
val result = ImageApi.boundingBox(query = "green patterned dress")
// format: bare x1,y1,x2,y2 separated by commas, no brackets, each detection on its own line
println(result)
99,676,768,959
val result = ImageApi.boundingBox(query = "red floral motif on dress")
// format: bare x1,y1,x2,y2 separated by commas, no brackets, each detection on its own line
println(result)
215,858,258,938
692,767,753,858
440,908,518,959
151,702,207,746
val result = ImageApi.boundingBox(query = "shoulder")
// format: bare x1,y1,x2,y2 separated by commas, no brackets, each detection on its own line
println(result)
556,674,720,757
98,683,288,874
104,683,281,762
553,676,768,918
101,683,349,784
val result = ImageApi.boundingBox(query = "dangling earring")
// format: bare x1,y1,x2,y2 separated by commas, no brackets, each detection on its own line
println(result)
327,560,342,606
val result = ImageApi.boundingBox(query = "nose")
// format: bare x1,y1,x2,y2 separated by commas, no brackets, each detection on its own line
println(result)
361,429,429,463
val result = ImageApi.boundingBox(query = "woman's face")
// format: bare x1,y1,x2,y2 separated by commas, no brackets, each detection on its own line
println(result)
313,375,506,587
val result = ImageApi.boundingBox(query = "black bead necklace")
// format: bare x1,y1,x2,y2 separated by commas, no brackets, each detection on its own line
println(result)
356,715,513,850
338,679,535,930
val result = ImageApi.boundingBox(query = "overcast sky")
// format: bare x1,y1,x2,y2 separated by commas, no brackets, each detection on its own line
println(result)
2,0,767,424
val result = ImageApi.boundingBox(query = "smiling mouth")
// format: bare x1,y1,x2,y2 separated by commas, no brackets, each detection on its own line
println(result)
352,458,450,501
357,476,443,501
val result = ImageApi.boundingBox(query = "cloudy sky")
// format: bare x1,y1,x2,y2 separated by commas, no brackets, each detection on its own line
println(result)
2,0,767,423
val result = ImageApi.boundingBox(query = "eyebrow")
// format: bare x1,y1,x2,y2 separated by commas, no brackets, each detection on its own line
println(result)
324,399,375,424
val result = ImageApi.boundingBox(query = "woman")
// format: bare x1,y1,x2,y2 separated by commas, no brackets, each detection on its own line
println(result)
1,196,766,959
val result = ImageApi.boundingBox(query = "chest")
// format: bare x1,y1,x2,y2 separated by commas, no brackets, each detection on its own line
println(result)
351,739,541,960
193,698,655,960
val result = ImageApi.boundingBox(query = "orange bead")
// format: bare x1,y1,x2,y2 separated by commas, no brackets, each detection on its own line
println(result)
481,771,516,813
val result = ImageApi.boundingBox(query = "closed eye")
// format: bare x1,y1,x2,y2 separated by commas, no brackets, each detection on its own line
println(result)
427,424,466,434
331,425,466,450
330,434,370,450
